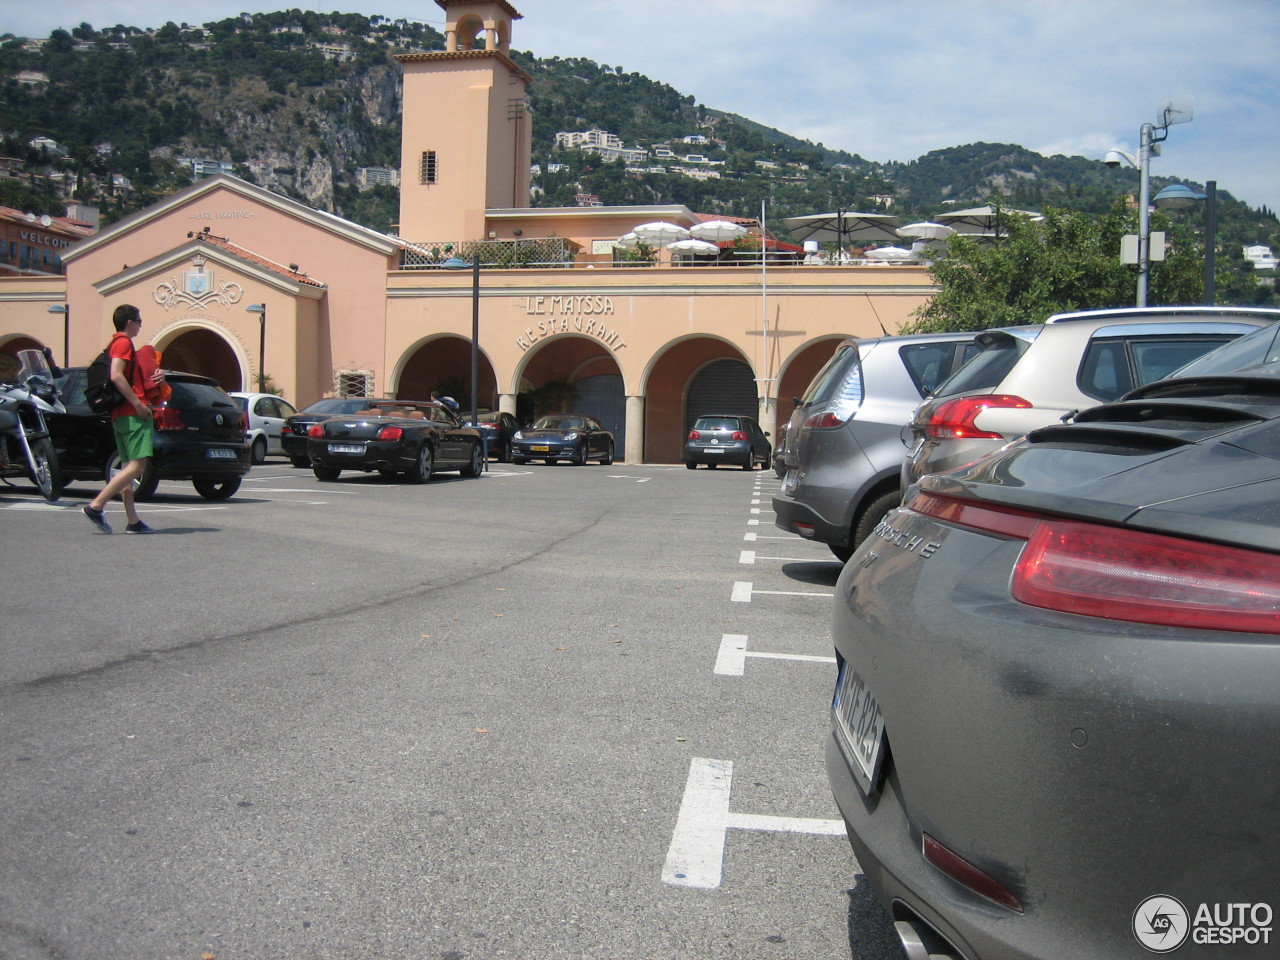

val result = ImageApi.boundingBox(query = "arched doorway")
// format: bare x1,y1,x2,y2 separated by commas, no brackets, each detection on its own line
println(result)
159,328,242,389
0,334,46,381
396,336,497,410
644,337,757,463
515,336,623,449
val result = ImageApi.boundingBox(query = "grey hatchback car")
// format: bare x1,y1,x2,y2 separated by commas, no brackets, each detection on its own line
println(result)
684,414,771,469
773,332,979,561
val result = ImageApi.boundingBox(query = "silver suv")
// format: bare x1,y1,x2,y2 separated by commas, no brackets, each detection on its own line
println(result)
902,306,1280,490
772,332,979,561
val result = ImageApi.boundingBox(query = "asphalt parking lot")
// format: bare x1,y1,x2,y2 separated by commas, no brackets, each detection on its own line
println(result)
0,460,902,960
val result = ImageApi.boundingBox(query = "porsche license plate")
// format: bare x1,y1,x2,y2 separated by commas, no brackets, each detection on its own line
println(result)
329,443,364,455
833,663,886,795
205,448,237,459
531,445,550,452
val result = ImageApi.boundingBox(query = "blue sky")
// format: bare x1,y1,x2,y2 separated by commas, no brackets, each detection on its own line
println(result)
9,0,1280,217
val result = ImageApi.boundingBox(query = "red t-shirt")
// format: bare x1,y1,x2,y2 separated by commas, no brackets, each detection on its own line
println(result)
108,332,142,420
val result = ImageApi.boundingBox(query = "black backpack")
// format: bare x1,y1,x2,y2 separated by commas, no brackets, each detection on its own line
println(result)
85,341,133,414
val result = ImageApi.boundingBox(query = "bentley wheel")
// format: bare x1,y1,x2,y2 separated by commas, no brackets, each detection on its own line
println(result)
407,443,434,483
460,442,483,478
685,462,697,470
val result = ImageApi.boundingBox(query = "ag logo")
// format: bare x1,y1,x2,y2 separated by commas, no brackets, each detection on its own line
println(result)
1133,895,1190,953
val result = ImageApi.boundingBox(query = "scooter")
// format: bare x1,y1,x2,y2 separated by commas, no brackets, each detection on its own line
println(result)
0,348,65,501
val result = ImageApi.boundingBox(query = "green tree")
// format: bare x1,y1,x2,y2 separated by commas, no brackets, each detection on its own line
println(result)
905,199,1205,333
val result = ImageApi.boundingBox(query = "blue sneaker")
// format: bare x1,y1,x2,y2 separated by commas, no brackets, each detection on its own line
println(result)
83,505,112,534
125,520,153,534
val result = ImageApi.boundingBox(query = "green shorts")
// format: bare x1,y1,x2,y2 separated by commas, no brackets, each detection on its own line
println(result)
112,415,154,462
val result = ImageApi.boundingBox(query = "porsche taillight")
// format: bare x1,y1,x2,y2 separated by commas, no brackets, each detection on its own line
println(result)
909,492,1280,634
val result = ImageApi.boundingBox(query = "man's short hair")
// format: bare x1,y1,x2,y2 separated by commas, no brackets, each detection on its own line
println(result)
112,303,141,332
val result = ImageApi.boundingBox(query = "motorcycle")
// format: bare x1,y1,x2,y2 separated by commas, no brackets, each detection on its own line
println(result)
0,347,65,501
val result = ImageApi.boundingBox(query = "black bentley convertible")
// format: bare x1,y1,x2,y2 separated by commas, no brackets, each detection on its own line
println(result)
305,401,483,482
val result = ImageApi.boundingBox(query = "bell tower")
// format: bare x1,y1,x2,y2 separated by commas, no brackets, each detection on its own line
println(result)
395,0,531,244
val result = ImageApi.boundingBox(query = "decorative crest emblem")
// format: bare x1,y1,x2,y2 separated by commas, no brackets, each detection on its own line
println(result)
154,255,244,310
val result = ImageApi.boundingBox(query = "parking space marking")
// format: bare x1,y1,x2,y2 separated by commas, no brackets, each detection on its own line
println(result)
714,634,835,676
743,531,802,542
731,581,833,602
663,758,844,889
739,549,826,565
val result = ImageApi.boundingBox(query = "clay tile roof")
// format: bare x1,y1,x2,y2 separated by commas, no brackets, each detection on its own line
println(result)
195,233,324,287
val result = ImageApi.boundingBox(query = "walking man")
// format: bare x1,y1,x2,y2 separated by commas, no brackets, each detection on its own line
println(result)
82,304,160,534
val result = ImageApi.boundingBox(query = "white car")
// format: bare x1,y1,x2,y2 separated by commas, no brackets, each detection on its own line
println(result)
229,392,298,464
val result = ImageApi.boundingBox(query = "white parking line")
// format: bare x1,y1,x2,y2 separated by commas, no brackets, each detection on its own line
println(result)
662,758,844,889
714,634,835,676
731,581,833,602
739,549,826,565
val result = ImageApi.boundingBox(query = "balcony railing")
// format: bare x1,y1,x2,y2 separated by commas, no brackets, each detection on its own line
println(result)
400,237,577,269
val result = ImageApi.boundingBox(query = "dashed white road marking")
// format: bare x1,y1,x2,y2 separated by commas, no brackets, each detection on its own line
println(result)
714,634,835,676
663,758,844,889
731,581,833,601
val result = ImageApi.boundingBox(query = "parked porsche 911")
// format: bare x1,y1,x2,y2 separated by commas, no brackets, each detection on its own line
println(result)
305,401,483,482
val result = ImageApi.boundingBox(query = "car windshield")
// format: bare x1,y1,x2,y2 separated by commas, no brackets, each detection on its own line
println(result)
303,397,375,415
1165,323,1280,378
533,416,583,430
695,418,741,431
930,329,1040,398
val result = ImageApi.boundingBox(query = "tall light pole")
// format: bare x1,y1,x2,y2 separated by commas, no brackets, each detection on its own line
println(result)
1105,102,1193,307
246,303,266,390
46,304,68,366
442,255,481,424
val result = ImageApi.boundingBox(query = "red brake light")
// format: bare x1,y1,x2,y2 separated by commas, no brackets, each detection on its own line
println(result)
926,395,1031,440
152,407,184,431
687,430,700,440
307,424,323,438
1012,520,1280,634
731,430,748,441
804,411,848,429
377,426,403,441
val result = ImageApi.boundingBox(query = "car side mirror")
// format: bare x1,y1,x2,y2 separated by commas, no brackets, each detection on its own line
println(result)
764,432,771,437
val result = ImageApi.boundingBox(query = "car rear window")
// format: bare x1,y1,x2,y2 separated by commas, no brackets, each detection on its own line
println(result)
898,341,978,397
694,417,741,431
930,330,1039,398
168,381,239,410
1078,335,1242,401
798,344,859,406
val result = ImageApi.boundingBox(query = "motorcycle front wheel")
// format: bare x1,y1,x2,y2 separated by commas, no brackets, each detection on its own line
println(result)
29,436,63,501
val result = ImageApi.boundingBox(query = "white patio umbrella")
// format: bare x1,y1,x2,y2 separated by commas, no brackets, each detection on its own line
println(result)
667,238,721,256
864,245,916,260
896,221,956,241
614,232,640,249
632,221,691,244
781,210,901,246
935,205,1041,235
689,219,747,242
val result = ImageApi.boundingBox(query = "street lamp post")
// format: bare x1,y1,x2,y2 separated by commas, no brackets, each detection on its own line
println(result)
246,304,266,389
46,304,68,366
1105,103,1193,307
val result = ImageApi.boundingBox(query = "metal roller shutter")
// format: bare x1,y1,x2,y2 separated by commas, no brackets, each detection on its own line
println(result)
685,359,758,431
